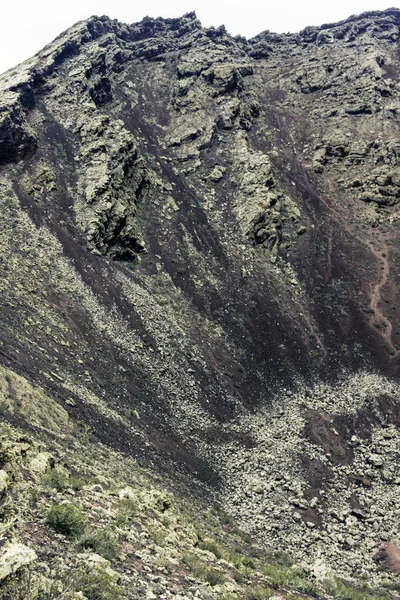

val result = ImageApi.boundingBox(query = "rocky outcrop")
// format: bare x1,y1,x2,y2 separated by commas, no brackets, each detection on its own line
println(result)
0,544,37,581
74,113,151,258
0,93,36,165
232,133,302,261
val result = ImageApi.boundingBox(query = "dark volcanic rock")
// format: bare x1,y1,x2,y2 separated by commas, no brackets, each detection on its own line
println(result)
0,94,37,164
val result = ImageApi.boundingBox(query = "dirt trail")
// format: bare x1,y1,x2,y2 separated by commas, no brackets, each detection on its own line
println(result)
301,170,399,358
324,228,333,285
327,204,398,357
366,242,398,356
274,116,399,358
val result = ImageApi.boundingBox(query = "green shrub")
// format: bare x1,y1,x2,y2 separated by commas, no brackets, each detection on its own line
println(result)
265,550,294,567
46,502,86,537
161,515,171,528
324,578,391,600
239,532,253,545
232,567,245,583
73,568,123,600
115,497,138,528
41,469,86,492
224,549,245,568
233,564,253,583
261,564,289,588
241,556,255,568
219,512,234,525
293,576,320,596
246,585,273,599
260,562,318,594
0,400,9,415
205,568,225,586
41,470,69,492
248,545,261,558
198,538,223,559
182,554,225,586
383,582,400,593
149,527,168,547
78,529,121,561
69,474,87,490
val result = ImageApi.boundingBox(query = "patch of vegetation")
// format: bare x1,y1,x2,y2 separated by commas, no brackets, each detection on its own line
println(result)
248,545,261,559
161,515,171,528
382,582,400,594
198,538,223,558
0,400,9,415
77,528,121,561
115,497,138,527
324,577,392,600
0,567,36,600
73,568,123,600
264,550,294,567
46,502,86,537
242,556,256,568
224,548,247,569
261,563,291,588
260,563,319,596
149,525,168,547
246,585,274,599
212,505,234,526
125,256,141,271
233,564,253,583
182,554,225,586
41,469,69,492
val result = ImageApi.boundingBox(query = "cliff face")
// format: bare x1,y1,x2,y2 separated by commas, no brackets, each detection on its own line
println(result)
0,9,400,595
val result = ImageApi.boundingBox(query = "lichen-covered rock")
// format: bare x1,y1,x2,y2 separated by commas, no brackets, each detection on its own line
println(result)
74,113,151,259
118,486,136,500
29,452,52,474
76,552,120,580
209,166,225,182
233,133,301,260
0,470,8,493
0,544,37,580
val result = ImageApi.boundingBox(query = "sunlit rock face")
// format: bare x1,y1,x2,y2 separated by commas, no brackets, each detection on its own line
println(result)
0,8,399,583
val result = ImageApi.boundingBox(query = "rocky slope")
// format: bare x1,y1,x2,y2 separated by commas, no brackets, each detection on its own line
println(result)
0,8,399,599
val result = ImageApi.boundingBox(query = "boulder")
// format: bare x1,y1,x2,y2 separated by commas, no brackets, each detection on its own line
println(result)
0,544,37,581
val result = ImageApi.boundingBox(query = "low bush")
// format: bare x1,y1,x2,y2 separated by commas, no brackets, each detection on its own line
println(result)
73,568,123,600
224,549,246,569
248,545,261,559
233,564,253,583
324,578,391,600
41,470,69,492
46,502,86,537
261,564,290,589
115,497,138,528
198,538,223,559
149,526,168,547
261,563,319,595
78,528,121,561
264,550,294,567
182,554,225,586
246,585,273,599
42,469,86,492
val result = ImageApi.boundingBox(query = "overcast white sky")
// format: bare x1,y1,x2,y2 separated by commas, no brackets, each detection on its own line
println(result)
0,0,395,74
